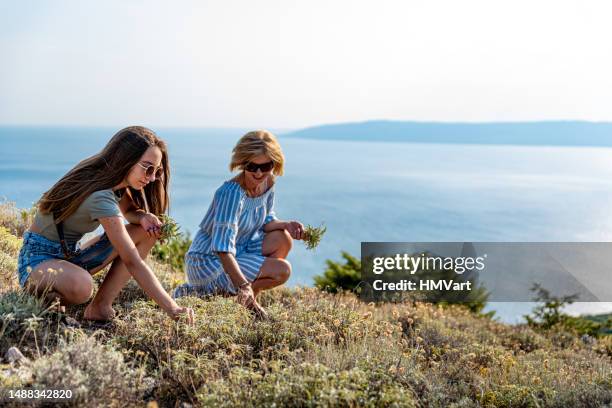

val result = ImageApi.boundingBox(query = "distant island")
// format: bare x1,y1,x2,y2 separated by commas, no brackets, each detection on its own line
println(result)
282,120,612,147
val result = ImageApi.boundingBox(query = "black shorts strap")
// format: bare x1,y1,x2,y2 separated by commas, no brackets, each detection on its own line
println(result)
53,213,76,259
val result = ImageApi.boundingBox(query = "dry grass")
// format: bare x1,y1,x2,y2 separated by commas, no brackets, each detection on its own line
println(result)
0,201,611,407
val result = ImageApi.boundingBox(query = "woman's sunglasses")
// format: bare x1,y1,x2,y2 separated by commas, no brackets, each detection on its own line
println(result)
137,162,164,179
244,161,274,173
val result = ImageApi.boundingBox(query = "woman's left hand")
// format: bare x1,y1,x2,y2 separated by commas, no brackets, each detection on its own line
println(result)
284,221,305,240
140,212,162,238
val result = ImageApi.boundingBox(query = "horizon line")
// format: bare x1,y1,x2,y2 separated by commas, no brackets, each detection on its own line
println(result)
2,118,612,132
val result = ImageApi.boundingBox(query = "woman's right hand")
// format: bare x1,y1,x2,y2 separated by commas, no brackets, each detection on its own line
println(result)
167,305,195,325
139,212,163,238
236,284,268,319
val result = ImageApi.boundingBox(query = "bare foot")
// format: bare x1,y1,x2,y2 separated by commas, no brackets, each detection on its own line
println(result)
83,303,116,321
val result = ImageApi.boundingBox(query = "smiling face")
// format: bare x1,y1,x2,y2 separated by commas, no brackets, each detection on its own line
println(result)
125,146,163,190
243,153,273,189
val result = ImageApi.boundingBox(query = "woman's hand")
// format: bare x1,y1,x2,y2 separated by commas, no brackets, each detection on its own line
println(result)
167,305,195,325
139,212,162,238
236,284,268,319
284,221,305,240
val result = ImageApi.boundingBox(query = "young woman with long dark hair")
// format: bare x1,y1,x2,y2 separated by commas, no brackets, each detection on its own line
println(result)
17,126,193,323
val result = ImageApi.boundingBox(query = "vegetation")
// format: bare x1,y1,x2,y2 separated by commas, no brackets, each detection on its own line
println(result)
525,283,612,338
1,201,611,407
302,223,327,250
152,215,191,272
315,251,490,314
314,251,361,294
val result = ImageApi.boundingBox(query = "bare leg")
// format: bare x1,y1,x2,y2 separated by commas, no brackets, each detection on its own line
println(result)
262,229,293,259
251,230,293,297
26,260,94,306
83,224,156,321
251,258,291,296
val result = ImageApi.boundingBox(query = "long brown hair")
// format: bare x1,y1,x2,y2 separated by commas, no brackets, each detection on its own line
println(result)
38,126,170,222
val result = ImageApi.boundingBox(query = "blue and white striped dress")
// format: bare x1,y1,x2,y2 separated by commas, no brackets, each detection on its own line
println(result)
173,180,277,297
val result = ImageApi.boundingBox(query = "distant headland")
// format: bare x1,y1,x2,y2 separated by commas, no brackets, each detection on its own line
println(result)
282,120,612,147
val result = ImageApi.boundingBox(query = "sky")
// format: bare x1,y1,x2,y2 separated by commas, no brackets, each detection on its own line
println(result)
1,0,611,129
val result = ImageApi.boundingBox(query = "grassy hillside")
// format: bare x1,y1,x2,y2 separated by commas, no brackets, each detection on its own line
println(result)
0,200,611,407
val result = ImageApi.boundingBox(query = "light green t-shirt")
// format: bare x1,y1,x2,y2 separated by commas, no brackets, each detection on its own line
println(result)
34,189,123,243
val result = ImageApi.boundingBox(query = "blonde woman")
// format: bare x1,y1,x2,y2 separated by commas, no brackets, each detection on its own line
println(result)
174,130,303,317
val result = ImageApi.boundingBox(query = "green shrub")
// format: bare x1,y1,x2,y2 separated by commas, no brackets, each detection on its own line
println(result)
30,336,151,407
480,384,555,408
0,290,70,357
0,227,21,292
0,200,36,237
151,230,191,272
315,251,490,315
501,326,549,353
314,251,361,293
197,362,417,407
525,283,610,337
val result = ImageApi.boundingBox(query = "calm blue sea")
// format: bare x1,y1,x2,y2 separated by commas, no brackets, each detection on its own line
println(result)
2,126,612,322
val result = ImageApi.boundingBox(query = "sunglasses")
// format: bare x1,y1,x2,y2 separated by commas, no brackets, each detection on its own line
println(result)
137,162,164,179
244,161,274,173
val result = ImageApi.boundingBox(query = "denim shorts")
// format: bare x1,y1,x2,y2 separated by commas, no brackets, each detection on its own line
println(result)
17,231,115,287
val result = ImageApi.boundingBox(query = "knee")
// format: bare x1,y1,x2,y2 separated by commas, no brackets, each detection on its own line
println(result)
268,230,292,258
140,227,158,248
142,233,157,251
275,259,291,284
134,226,157,254
129,224,158,248
63,275,93,304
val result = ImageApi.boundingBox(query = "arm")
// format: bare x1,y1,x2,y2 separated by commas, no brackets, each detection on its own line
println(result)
118,191,146,225
262,220,287,232
210,184,266,316
260,189,304,239
217,252,249,288
217,252,266,318
209,186,250,287
118,190,162,238
99,216,193,322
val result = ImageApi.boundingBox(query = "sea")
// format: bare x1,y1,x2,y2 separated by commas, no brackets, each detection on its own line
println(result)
2,126,612,323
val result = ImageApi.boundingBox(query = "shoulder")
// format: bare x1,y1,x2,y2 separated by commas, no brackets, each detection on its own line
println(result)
84,189,120,205
82,189,121,219
214,181,246,201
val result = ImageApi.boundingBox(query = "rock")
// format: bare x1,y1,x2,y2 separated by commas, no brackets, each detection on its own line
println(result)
63,316,81,327
581,334,595,345
6,347,29,365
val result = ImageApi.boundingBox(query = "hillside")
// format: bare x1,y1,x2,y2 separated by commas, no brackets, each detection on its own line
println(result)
0,201,611,407
283,120,612,147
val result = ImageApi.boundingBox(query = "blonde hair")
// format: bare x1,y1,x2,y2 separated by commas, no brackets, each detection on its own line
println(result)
230,130,285,176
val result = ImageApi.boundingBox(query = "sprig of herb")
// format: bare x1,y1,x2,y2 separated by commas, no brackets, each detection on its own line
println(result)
303,223,327,250
159,214,181,242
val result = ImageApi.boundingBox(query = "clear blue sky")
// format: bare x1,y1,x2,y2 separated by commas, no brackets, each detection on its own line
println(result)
1,0,611,128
